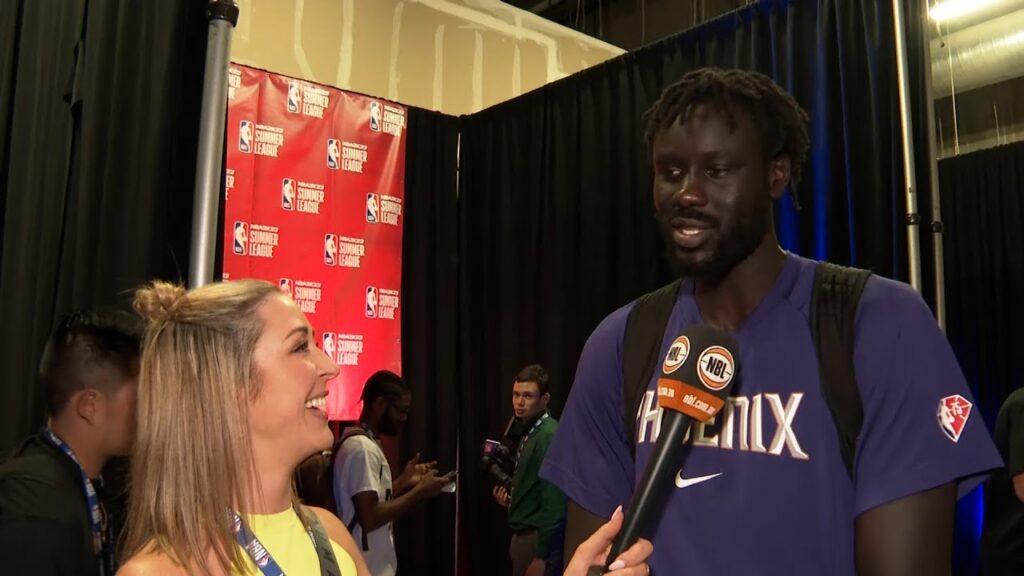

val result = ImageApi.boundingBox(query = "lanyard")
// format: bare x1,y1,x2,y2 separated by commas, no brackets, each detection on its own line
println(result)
515,411,550,464
231,507,318,576
43,429,112,576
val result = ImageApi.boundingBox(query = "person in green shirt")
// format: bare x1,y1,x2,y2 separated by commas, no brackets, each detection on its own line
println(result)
492,364,568,576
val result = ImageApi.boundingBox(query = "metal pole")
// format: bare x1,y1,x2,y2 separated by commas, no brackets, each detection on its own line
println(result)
920,0,947,331
189,1,240,289
892,0,923,293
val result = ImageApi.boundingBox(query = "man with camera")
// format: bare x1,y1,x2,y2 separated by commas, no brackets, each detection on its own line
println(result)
490,365,567,576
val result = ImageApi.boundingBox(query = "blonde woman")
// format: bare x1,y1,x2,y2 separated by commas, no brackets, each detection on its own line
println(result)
118,280,366,575
117,279,651,575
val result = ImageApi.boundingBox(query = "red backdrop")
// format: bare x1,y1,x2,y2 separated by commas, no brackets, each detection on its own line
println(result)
223,64,407,421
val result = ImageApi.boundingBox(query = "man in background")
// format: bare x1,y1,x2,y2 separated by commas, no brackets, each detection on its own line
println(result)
982,388,1024,574
0,310,142,575
492,364,566,576
333,370,449,575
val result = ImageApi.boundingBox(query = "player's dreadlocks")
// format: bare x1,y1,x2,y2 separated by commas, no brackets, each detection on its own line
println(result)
644,68,810,210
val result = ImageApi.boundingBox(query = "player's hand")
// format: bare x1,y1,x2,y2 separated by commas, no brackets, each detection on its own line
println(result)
413,470,448,499
564,506,652,575
399,452,437,487
492,485,510,508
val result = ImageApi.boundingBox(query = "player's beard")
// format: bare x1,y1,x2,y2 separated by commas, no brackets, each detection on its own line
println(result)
656,189,773,281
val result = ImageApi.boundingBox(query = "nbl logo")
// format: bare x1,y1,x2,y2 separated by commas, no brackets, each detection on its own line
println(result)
366,193,380,223
697,346,735,391
238,120,253,153
365,286,378,318
322,332,337,363
324,234,337,266
278,278,293,299
232,221,248,255
662,336,690,375
281,178,295,211
369,101,382,132
327,138,340,170
287,80,302,113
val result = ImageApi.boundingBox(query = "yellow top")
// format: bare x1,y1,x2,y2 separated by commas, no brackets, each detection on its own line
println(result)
235,508,357,575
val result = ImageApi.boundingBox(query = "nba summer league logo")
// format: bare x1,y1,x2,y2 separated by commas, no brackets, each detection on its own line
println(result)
366,193,379,223
322,234,364,268
365,287,399,319
369,101,382,132
287,79,329,118
278,278,293,299
369,101,406,136
365,193,402,226
365,286,378,318
239,120,283,157
327,138,341,170
281,178,295,211
287,80,302,113
238,120,253,154
324,234,337,266
322,332,337,363
233,221,248,255
285,280,322,314
282,178,325,214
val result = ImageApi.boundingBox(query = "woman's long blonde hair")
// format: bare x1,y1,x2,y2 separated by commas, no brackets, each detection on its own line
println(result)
122,279,279,574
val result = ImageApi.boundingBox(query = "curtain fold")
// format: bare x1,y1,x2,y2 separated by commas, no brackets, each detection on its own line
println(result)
0,0,208,453
940,140,1024,576
940,141,1024,425
398,106,461,575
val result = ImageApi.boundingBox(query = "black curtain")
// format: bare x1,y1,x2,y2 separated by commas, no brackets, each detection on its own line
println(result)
941,141,1024,431
0,0,207,453
456,0,933,572
397,107,461,574
940,141,1024,576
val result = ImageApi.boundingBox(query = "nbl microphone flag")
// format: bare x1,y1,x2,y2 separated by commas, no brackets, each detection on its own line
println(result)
223,64,407,421
657,326,738,422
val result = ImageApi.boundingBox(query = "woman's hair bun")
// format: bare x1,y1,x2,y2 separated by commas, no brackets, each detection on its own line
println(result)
133,281,187,323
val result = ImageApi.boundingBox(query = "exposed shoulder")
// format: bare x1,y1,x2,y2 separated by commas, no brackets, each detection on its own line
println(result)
117,550,189,576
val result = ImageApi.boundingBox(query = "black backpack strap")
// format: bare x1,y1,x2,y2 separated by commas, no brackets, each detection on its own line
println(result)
623,280,683,456
333,427,372,551
811,262,871,479
297,506,344,576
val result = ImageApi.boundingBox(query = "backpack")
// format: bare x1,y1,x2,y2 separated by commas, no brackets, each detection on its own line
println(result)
622,262,871,478
295,427,370,517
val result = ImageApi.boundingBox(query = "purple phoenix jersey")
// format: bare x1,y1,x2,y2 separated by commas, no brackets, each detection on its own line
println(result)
541,253,1001,575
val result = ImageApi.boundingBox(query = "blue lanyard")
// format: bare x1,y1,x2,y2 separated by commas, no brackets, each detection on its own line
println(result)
43,429,112,576
515,411,550,463
231,508,317,576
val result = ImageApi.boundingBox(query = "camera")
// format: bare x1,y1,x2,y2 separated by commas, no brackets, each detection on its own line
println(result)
480,439,516,490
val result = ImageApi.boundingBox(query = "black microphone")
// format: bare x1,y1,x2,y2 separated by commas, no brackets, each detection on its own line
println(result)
588,324,739,575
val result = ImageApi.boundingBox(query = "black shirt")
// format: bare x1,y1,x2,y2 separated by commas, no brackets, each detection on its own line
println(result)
0,429,101,576
981,388,1024,575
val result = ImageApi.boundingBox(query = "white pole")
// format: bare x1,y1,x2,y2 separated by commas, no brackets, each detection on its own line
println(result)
892,0,924,293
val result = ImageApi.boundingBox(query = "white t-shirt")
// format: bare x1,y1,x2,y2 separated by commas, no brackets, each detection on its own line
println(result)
333,431,396,576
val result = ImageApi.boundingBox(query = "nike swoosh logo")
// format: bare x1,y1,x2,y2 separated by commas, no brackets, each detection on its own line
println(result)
674,471,723,489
